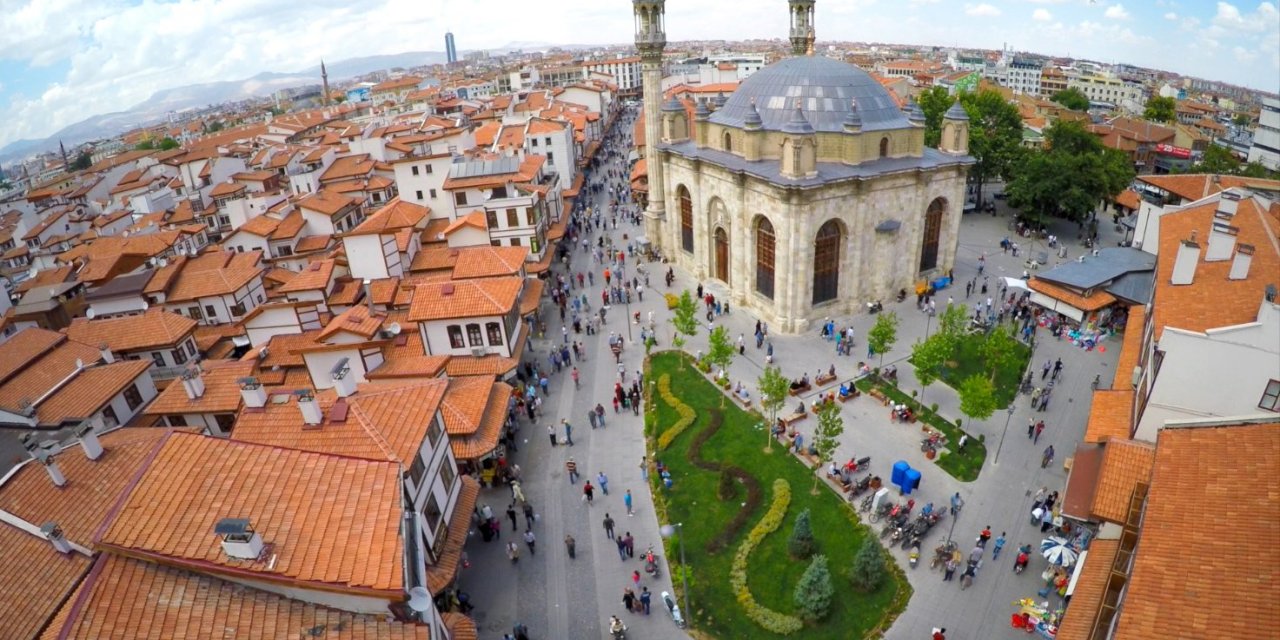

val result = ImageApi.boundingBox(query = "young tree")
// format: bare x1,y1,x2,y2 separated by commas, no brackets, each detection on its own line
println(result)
959,90,1024,208
706,326,736,405
935,303,970,350
957,374,998,424
1006,120,1135,225
1142,96,1177,123
849,538,886,592
918,86,954,148
811,401,844,493
980,326,1023,386
866,311,900,370
793,554,834,621
669,289,700,369
788,508,816,559
157,137,180,151
69,152,92,171
911,334,949,406
758,364,790,450
1050,88,1090,112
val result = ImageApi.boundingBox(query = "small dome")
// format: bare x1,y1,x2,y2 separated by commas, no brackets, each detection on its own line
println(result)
694,100,711,119
780,103,815,135
744,99,764,128
713,92,728,108
944,101,970,121
907,100,925,124
661,96,683,113
843,99,862,129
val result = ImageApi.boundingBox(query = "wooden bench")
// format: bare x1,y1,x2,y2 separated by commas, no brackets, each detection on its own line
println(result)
815,372,837,387
781,411,807,426
837,388,861,403
797,449,821,467
733,394,752,409
788,382,811,397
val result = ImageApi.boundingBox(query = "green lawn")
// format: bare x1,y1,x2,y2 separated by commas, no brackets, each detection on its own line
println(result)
646,352,909,639
938,331,1031,408
855,377,986,482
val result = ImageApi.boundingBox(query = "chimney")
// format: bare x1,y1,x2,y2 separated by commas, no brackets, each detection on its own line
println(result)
1205,220,1238,262
181,368,206,400
1229,244,1254,280
1170,239,1200,285
295,389,323,427
363,278,375,315
20,434,66,487
330,357,356,398
75,422,104,461
98,342,114,363
40,522,73,554
1216,189,1241,217
238,377,267,408
214,518,264,560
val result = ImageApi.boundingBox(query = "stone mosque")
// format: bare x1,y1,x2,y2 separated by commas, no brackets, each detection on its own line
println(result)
634,0,974,333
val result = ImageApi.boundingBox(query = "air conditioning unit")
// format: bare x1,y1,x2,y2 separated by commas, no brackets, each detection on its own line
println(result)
470,347,487,357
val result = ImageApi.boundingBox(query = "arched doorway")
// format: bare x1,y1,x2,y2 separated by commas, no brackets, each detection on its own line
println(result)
919,198,945,273
812,220,842,305
678,186,693,253
755,216,775,299
714,227,729,284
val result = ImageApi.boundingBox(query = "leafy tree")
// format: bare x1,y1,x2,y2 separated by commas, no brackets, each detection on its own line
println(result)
1050,88,1090,112
1006,120,1135,225
849,538,886,592
669,289,699,369
918,86,954,148
1142,96,1177,123
957,374,998,423
793,554,834,621
206,121,225,133
934,303,969,352
1185,144,1241,174
980,326,1023,385
135,139,155,150
1233,113,1251,127
69,151,92,171
811,401,844,492
758,364,790,449
866,311,900,370
788,509,816,558
157,137,180,151
959,90,1024,207
1240,161,1279,179
706,326,736,405
910,334,949,406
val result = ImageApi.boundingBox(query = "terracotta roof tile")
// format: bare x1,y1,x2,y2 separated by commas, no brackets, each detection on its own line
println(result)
165,250,264,302
293,234,334,254
0,327,66,383
1055,538,1120,639
1083,388,1135,444
144,360,254,417
65,309,196,353
407,276,523,321
98,432,406,593
451,246,528,279
427,475,479,594
443,211,487,235
0,522,92,640
349,197,429,236
1151,195,1279,341
1089,439,1156,523
36,359,152,426
0,427,170,545
276,258,336,293
1114,189,1141,211
43,554,430,640
440,377,509,459
1138,173,1280,203
1110,307,1145,389
421,218,452,245
192,323,245,353
296,190,358,218
519,278,544,316
317,304,384,342
0,331,105,417
232,380,448,464
259,330,320,368
1111,420,1280,640
444,354,518,377
1027,278,1117,312
442,612,478,640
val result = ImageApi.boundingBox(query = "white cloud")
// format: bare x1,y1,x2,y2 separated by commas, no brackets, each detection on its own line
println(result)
1033,9,1053,21
1233,46,1259,62
1104,4,1131,19
1164,12,1178,19
965,3,1002,16
1212,1,1279,34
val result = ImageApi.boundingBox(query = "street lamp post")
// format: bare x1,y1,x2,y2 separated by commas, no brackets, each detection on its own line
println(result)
625,294,634,343
660,523,690,621
993,404,1016,466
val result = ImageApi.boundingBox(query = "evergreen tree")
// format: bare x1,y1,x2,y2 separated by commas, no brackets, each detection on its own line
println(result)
793,554,834,621
849,538,886,592
789,508,817,559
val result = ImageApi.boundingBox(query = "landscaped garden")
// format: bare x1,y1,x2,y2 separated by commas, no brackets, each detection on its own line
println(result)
937,331,1031,408
646,351,910,639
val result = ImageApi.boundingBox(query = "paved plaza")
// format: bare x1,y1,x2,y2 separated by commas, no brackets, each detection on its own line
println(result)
460,110,1125,639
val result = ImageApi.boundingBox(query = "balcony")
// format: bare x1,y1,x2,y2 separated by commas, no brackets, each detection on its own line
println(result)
150,363,189,381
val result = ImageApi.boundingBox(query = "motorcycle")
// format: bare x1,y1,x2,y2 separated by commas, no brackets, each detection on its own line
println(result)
931,541,958,571
662,590,686,628
921,433,945,454
643,547,661,578
847,474,874,500
866,300,884,314
896,288,908,303
1014,544,1032,574
908,542,921,569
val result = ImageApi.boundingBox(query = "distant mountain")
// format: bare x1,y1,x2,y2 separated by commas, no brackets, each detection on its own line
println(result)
0,50,448,165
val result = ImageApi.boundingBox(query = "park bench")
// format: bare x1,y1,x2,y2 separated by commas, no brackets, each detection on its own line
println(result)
814,372,837,387
733,394,752,409
781,410,807,426
788,382,811,397
837,387,861,403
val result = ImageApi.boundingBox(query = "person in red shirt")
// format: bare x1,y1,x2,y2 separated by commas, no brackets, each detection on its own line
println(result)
979,526,992,547
932,628,947,640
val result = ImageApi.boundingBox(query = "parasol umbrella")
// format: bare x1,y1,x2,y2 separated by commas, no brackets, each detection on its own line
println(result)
1040,537,1078,567
1002,277,1030,291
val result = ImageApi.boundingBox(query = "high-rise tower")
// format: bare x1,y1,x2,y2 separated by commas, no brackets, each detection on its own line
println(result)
634,0,668,243
789,0,816,56
445,32,458,64
320,59,331,106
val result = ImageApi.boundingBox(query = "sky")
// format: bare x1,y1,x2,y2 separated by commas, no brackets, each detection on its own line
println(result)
1,0,1277,149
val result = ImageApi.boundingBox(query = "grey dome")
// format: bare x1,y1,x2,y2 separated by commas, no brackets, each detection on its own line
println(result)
711,55,910,133
944,101,970,121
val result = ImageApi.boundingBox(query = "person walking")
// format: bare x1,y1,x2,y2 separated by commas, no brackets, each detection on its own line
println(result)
949,492,964,516
583,481,595,503
615,536,628,561
597,472,609,495
1035,420,1046,443
632,570,641,589
1027,418,1035,439
1041,359,1051,380
564,534,577,559
562,419,574,446
639,586,651,615
523,530,536,555
623,532,635,558
639,457,648,480
588,410,598,429
566,457,579,484
978,526,992,548
943,557,957,581
507,541,520,564
1041,444,1055,468
624,489,634,516
522,502,535,529
993,532,1007,560
604,513,616,539
548,424,557,447
506,504,518,531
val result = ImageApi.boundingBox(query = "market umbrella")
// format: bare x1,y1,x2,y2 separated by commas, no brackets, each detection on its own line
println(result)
1040,537,1078,567
1002,277,1030,291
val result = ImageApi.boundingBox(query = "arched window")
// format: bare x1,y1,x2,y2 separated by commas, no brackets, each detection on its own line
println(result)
755,217,775,299
812,220,841,305
679,186,694,253
920,198,945,273
723,132,733,151
879,137,889,158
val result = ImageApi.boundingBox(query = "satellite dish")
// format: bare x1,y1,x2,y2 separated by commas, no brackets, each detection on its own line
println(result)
141,301,149,310
407,587,431,613
388,322,402,336
86,308,96,319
